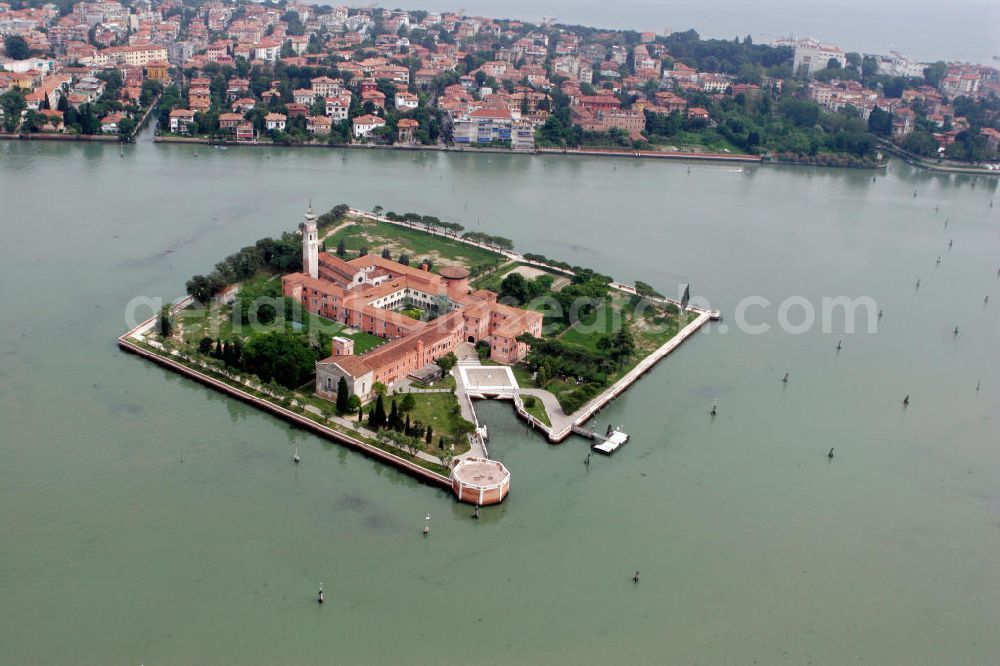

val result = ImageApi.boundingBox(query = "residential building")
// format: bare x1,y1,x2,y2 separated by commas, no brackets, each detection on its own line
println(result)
790,38,846,77
168,107,194,133
352,113,385,138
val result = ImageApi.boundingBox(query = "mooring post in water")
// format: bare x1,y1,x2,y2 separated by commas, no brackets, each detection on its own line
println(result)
783,371,789,384
828,447,834,460
710,403,717,417
903,394,910,407
318,583,324,605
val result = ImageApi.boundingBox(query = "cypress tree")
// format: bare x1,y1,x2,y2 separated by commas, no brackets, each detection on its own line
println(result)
371,394,386,429
389,399,400,431
425,425,433,444
336,239,346,257
336,376,350,413
404,414,411,436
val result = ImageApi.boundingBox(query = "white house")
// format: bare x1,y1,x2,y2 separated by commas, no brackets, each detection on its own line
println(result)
394,91,418,110
325,92,351,120
168,108,195,133
264,112,286,131
790,38,846,77
352,113,386,138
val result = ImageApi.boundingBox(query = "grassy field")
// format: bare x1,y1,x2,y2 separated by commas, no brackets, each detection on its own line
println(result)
392,392,473,452
470,261,520,291
556,294,635,352
324,219,503,270
520,395,551,426
648,129,744,154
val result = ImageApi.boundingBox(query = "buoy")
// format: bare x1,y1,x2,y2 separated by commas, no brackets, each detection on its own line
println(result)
293,446,300,464
975,381,981,392
836,339,843,352
954,325,959,336
903,394,910,407
633,570,640,583
318,583,324,604
985,294,989,305
949,239,953,249
423,513,430,536
828,447,834,459
915,278,921,289
936,255,942,266
878,307,884,320
783,371,789,384
710,404,717,417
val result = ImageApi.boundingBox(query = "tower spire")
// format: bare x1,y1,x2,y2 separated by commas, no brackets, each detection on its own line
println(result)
303,204,319,279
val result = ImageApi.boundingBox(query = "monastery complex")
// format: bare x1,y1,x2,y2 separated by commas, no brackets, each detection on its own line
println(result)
282,208,542,402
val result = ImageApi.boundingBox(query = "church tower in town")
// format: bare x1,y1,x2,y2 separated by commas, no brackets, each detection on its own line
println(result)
303,204,319,279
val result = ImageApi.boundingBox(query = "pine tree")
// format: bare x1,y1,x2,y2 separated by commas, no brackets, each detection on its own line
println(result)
336,376,350,413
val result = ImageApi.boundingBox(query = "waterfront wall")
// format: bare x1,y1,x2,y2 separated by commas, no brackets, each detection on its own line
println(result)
550,311,714,442
117,313,452,490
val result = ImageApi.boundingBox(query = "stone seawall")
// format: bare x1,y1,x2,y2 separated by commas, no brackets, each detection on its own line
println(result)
117,335,452,490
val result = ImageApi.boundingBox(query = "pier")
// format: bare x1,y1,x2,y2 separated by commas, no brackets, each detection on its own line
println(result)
573,425,630,454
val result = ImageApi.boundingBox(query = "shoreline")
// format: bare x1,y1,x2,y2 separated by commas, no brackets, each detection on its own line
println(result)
116,207,720,502
350,207,721,443
117,307,454,491
9,130,993,174
150,134,888,170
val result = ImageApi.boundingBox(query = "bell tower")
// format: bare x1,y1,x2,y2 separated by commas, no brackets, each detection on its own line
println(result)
303,204,319,279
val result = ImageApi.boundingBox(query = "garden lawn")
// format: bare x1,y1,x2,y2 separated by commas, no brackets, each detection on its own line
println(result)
395,392,473,449
324,219,503,270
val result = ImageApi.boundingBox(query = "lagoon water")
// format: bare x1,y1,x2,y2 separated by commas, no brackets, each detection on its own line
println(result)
333,0,1000,65
1,135,999,665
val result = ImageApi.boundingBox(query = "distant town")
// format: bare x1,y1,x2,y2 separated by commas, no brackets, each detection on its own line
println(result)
2,0,999,168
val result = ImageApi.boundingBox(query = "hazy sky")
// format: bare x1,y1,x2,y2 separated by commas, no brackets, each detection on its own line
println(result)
351,0,1000,64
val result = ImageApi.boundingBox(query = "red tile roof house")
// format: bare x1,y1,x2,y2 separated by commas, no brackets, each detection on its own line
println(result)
352,113,386,139
264,112,286,131
396,117,419,143
282,209,542,401
168,108,195,133
218,112,244,132
306,115,332,134
100,111,126,134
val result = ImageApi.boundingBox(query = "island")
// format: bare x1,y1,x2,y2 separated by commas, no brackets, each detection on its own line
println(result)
117,204,718,504
2,1,999,172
